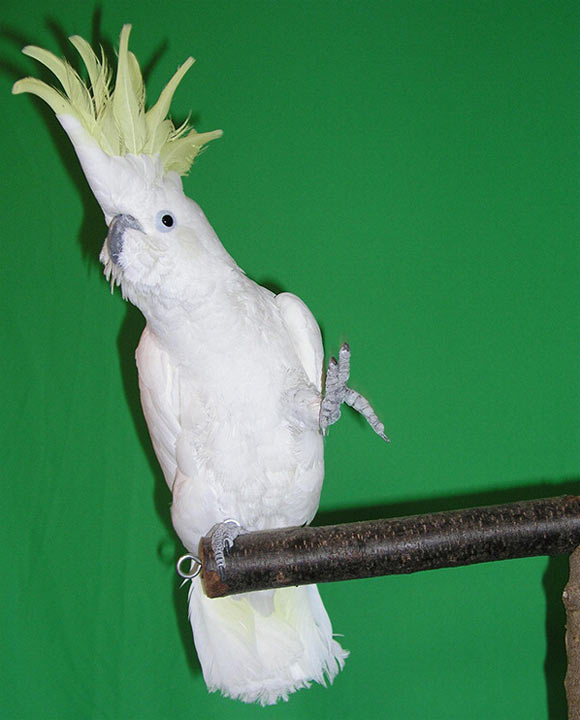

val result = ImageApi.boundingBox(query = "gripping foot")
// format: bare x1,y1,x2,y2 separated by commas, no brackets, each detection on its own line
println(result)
320,343,389,442
208,519,243,580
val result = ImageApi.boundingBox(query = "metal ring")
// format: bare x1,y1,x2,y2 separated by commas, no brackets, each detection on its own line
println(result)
176,554,202,580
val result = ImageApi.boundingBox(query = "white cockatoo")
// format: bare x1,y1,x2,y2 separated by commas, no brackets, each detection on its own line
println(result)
13,25,387,705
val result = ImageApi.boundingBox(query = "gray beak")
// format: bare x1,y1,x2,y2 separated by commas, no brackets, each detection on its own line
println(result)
107,214,144,265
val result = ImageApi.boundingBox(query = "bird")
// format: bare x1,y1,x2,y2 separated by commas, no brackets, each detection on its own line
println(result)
13,25,388,705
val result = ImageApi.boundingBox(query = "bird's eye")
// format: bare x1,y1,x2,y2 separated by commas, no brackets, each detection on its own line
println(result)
155,210,177,233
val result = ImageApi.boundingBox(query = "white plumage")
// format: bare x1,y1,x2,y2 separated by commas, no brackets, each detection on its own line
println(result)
70,115,350,702
127,185,349,704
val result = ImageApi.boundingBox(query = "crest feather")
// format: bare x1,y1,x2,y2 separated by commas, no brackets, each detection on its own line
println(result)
12,24,221,175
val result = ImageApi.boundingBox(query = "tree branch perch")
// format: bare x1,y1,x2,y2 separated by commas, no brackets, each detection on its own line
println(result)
198,496,580,599
565,546,580,718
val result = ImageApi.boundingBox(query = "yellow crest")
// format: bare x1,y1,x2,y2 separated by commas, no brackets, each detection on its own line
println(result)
12,24,222,175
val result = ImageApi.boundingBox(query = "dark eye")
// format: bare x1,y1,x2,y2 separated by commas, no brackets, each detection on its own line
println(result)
155,210,177,233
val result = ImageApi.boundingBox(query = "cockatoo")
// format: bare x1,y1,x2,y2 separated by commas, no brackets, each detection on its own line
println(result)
13,25,387,705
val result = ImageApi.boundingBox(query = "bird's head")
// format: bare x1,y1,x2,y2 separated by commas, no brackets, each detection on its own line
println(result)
13,25,226,313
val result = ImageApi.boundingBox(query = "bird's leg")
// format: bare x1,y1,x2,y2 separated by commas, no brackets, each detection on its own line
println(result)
320,343,390,442
344,387,390,441
319,344,349,429
208,519,244,580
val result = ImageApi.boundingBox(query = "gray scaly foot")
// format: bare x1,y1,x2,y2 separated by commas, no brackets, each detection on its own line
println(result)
320,343,389,442
208,519,243,580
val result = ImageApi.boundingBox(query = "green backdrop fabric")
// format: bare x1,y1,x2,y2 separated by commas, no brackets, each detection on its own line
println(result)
1,2,578,718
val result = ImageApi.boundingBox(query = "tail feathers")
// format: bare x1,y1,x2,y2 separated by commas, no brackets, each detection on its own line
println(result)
188,579,348,705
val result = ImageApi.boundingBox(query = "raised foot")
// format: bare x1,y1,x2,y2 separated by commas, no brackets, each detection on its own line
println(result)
208,519,243,580
320,343,389,442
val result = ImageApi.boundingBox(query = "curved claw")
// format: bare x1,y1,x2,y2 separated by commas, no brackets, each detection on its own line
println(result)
209,520,243,580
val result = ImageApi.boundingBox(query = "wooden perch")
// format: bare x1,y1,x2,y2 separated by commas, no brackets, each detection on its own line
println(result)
565,546,580,719
197,496,580,599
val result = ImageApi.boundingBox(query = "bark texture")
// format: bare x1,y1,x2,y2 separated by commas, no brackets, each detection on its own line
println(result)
199,495,580,598
564,546,580,719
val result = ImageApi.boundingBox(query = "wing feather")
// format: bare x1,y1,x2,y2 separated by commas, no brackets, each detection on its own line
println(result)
275,292,323,392
135,325,181,489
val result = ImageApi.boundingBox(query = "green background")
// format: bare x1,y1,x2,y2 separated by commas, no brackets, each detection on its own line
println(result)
1,1,578,718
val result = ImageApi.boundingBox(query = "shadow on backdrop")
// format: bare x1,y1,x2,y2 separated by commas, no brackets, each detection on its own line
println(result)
316,478,579,720
2,12,203,678
1,16,104,270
